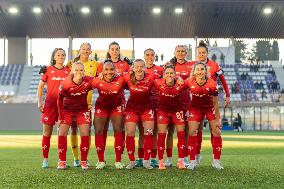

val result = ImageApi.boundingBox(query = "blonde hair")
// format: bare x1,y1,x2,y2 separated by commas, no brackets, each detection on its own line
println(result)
72,62,85,73
130,59,145,85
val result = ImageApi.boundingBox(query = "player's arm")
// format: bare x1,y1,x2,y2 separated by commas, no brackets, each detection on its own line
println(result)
213,96,221,127
217,70,230,107
57,84,67,122
37,80,45,112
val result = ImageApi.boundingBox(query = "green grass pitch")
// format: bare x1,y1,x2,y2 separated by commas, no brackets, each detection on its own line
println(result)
0,131,284,189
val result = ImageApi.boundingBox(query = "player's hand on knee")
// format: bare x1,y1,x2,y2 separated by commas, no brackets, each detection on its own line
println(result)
38,101,43,112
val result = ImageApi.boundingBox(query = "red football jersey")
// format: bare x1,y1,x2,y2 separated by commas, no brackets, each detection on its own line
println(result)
41,66,70,104
154,78,187,113
186,78,218,110
58,76,94,112
97,60,130,75
124,73,156,112
92,76,126,109
173,61,194,110
146,65,164,108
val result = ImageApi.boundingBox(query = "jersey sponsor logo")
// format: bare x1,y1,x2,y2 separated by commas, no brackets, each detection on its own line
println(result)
161,93,177,98
51,77,66,81
101,90,118,95
130,86,148,92
192,93,206,97
191,86,195,89
71,90,87,96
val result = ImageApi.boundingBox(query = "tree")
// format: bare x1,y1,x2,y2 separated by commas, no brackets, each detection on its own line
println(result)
233,40,247,63
254,40,271,60
270,40,279,60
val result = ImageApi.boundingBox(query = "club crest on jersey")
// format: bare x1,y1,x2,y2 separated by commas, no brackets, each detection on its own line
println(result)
44,116,49,121
59,85,62,91
191,86,195,88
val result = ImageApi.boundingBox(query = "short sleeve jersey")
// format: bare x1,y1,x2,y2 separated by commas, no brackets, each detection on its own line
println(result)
92,76,126,109
59,76,94,112
154,78,187,113
41,66,70,104
124,73,156,112
186,78,218,110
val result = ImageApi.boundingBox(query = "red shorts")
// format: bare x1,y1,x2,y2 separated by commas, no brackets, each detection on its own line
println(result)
125,109,155,123
187,107,216,122
41,103,58,125
157,110,185,125
61,110,91,126
94,104,124,118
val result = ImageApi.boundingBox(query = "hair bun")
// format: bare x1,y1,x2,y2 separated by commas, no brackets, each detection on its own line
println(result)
199,40,206,47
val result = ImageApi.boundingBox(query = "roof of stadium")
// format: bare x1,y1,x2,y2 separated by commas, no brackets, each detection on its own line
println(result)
1,0,284,38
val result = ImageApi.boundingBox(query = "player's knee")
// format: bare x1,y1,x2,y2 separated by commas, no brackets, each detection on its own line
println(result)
189,129,198,136
144,128,153,135
212,127,221,136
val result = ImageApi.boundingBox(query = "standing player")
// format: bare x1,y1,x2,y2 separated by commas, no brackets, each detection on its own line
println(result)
92,60,126,169
124,59,156,169
186,62,223,170
135,48,164,168
155,66,187,170
38,48,69,168
164,45,193,167
66,43,99,167
194,40,230,164
57,62,93,170
96,41,130,157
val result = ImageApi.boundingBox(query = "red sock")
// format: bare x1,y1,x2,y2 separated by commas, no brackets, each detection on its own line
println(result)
114,132,123,162
138,148,144,159
144,134,154,160
157,133,166,160
102,129,108,151
166,148,172,158
196,129,203,155
126,136,135,161
58,136,67,162
151,149,157,159
80,136,90,161
42,135,51,159
188,135,197,160
121,130,126,154
213,136,222,160
95,134,105,162
177,131,185,159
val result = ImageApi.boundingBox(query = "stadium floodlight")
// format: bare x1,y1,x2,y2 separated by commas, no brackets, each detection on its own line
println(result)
8,7,19,15
32,7,42,14
81,7,90,14
263,7,272,15
153,7,161,14
175,8,183,14
4,91,8,95
103,7,112,14
10,91,15,96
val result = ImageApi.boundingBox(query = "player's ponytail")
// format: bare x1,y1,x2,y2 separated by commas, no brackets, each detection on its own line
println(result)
197,40,208,53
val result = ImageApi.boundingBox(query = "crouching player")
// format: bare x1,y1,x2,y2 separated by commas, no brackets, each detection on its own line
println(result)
186,62,223,170
57,62,93,170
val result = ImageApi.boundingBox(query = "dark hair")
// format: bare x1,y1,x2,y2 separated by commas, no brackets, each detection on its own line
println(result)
164,65,175,72
103,59,115,70
169,57,177,67
50,48,66,66
130,59,145,85
73,43,91,62
197,40,208,52
144,48,155,55
190,61,208,79
106,41,121,60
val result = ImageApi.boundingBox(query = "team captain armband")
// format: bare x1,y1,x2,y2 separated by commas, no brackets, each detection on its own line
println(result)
216,69,223,76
